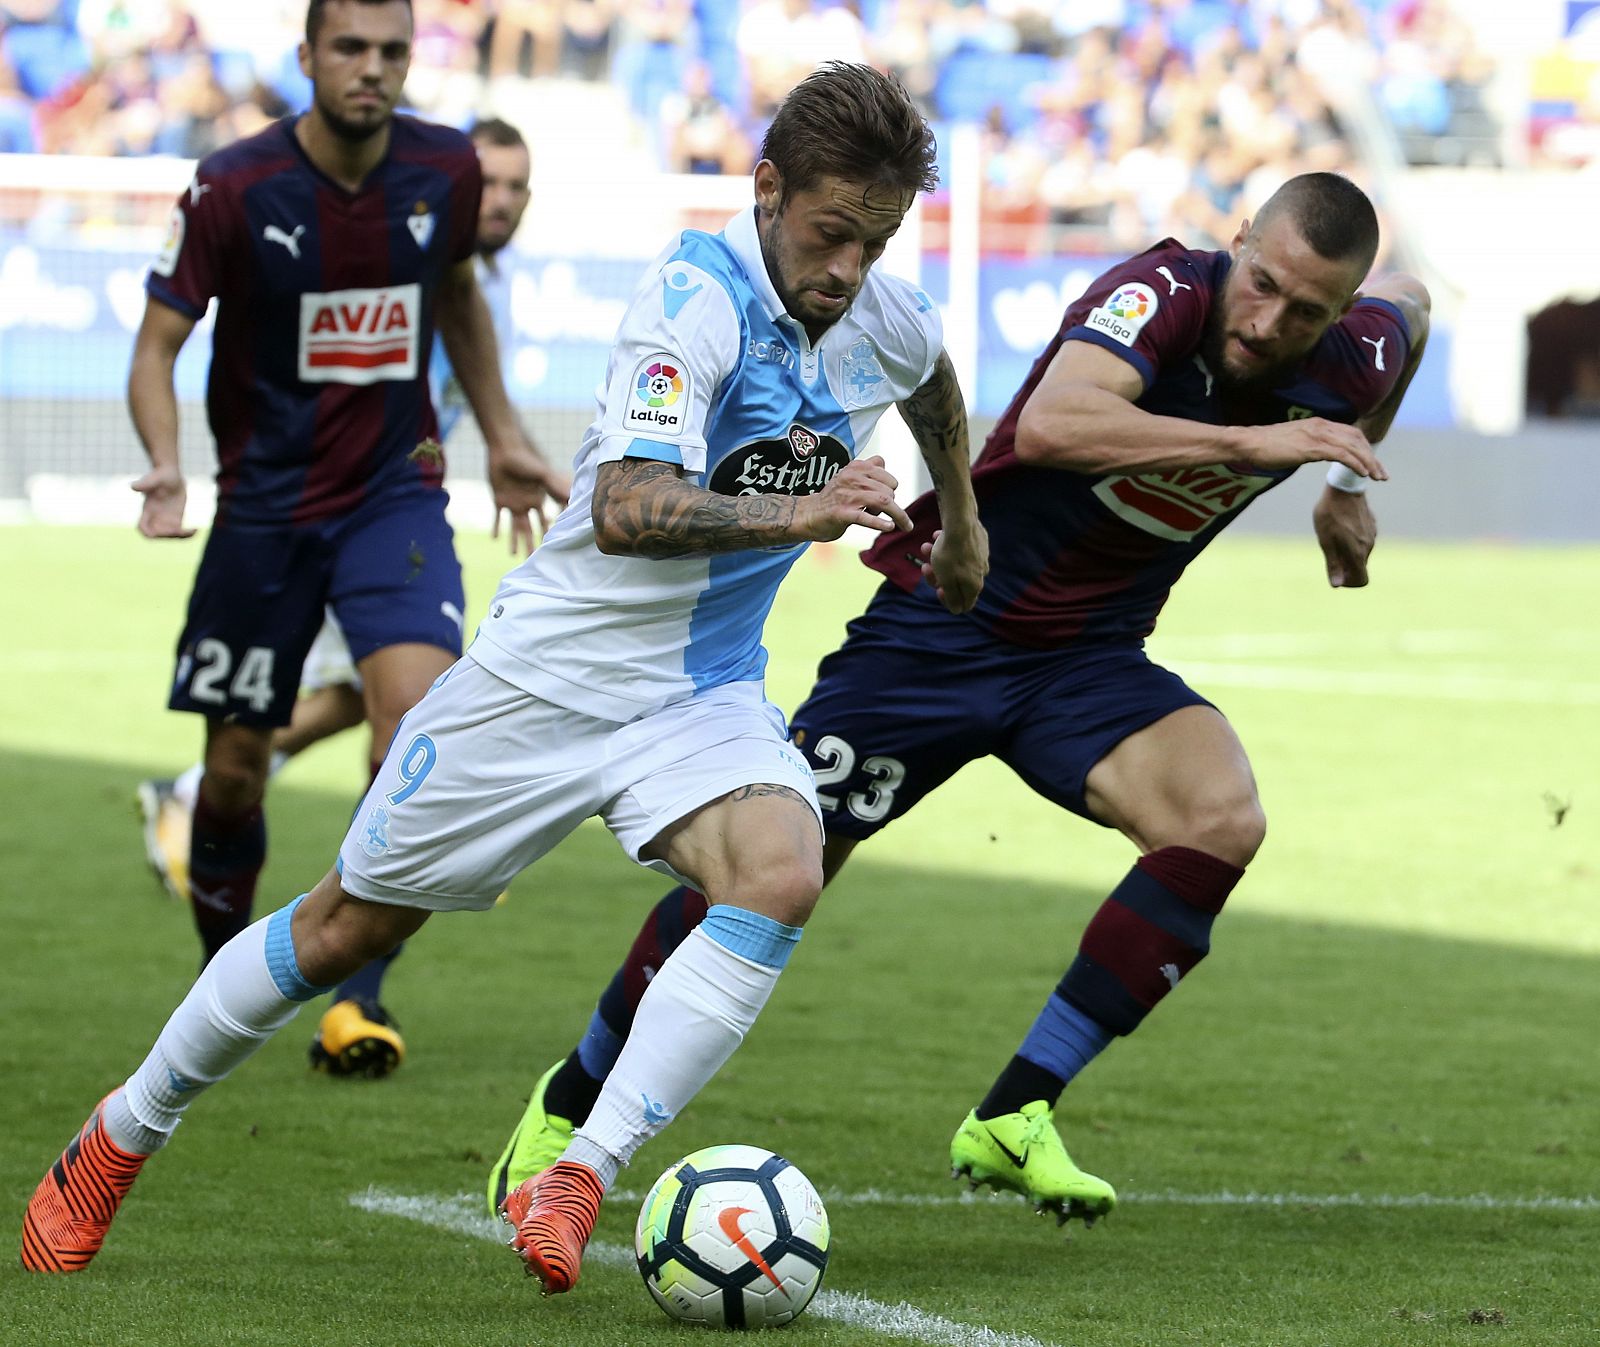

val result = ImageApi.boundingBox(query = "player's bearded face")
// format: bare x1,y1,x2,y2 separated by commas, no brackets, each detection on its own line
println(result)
475,143,532,256
304,0,412,142
1206,218,1360,390
756,167,911,337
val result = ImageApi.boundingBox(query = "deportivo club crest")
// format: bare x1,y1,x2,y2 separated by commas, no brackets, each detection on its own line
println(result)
840,335,886,409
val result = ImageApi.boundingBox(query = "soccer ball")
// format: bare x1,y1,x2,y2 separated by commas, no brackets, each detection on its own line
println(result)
635,1144,830,1329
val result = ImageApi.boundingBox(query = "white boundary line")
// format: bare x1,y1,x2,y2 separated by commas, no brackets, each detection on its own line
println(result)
349,1188,1066,1347
618,1185,1600,1213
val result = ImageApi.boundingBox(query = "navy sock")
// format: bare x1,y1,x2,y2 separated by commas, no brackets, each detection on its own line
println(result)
189,793,266,966
332,945,403,1006
1057,847,1244,1035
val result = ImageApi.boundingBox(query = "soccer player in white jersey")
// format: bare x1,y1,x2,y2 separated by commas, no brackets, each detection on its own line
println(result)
135,115,539,1076
23,61,989,1291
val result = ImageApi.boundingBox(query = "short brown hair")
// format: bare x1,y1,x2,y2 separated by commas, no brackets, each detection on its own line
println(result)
468,117,527,151
760,62,938,201
1255,172,1381,274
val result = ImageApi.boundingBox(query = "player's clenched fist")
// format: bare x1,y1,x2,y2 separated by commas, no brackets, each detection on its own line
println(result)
794,454,914,542
1240,417,1387,482
919,524,988,614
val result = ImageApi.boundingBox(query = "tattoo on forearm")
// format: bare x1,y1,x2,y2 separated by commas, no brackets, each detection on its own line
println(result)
593,458,799,558
899,351,969,498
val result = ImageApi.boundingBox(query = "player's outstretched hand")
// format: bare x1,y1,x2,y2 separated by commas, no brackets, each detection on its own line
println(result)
490,438,572,555
919,524,988,614
1244,417,1388,482
796,455,912,543
131,464,196,539
1312,483,1377,588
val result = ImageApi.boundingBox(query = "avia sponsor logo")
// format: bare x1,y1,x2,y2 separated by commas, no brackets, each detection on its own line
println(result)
1084,281,1159,348
709,423,850,497
623,351,692,433
298,283,420,385
1094,463,1274,541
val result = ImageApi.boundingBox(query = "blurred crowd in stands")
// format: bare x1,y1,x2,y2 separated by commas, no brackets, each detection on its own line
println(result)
0,0,1571,255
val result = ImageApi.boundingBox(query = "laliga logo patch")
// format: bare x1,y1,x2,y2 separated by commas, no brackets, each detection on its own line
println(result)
1085,281,1158,347
624,352,692,433
709,422,850,498
153,204,185,278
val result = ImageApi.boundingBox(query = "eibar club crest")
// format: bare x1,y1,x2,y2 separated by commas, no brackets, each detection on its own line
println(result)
407,201,435,250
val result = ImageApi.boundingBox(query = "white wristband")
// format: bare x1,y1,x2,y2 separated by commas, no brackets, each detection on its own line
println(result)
1325,463,1368,494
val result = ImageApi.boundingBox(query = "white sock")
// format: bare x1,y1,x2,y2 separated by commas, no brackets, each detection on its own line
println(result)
173,763,204,811
102,897,331,1155
569,908,801,1186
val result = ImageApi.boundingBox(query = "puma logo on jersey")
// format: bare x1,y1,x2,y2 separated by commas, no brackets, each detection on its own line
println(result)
264,224,305,259
1361,335,1387,371
1161,963,1181,989
1156,265,1192,296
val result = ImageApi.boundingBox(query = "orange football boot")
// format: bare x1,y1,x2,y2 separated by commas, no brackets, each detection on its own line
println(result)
21,1095,147,1273
501,1160,605,1295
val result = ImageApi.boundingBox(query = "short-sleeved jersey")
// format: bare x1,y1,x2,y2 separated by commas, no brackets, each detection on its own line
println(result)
431,251,509,443
147,115,481,527
866,238,1410,648
470,206,942,722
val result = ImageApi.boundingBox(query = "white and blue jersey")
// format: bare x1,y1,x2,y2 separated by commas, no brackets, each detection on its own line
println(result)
430,251,511,442
469,205,942,721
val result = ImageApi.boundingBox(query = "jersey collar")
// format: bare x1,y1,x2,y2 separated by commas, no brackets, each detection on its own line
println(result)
724,206,788,324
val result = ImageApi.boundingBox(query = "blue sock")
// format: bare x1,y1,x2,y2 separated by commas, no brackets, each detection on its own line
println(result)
575,1007,624,1080
977,993,1113,1119
1019,992,1113,1085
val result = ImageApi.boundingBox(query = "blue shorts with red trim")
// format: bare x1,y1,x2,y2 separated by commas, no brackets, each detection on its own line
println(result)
789,582,1212,840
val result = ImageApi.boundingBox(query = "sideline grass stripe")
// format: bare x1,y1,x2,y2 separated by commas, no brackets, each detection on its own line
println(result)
350,1189,1067,1347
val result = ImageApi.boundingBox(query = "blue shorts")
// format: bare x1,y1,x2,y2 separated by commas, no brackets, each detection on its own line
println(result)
789,583,1213,840
168,491,465,727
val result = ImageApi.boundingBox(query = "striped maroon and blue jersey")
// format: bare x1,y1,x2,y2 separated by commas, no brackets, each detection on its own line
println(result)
866,239,1411,648
147,115,481,526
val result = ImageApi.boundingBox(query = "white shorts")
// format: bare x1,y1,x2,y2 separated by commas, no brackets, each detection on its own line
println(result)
301,612,361,694
337,656,821,911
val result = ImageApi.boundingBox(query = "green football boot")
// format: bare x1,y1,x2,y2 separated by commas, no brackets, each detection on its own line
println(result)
950,1099,1117,1227
487,1060,575,1218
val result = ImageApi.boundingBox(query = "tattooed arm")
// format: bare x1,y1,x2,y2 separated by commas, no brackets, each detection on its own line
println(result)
592,456,913,560
895,350,988,613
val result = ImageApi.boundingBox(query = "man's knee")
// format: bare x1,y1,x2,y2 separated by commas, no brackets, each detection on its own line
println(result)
1188,794,1267,868
712,851,823,928
292,873,426,985
203,727,273,807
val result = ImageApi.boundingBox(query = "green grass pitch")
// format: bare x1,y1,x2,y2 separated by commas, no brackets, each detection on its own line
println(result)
2,524,1597,1346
